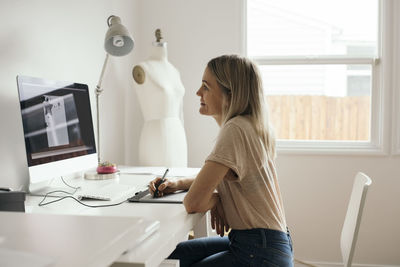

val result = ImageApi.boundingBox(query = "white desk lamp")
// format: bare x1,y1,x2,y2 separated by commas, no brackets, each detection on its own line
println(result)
85,15,134,180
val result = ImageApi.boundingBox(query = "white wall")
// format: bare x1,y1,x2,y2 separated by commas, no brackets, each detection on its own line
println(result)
0,0,136,191
1,0,399,265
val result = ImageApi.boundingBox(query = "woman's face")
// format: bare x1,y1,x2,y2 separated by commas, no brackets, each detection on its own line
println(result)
196,67,225,123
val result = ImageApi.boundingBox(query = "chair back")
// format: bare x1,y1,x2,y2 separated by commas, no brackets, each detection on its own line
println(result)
340,172,372,267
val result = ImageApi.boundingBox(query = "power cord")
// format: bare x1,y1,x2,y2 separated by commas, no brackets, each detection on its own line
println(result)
60,175,81,190
37,176,128,208
38,193,128,208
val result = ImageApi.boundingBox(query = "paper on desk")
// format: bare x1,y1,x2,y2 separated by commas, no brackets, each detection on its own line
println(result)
167,168,201,177
119,166,200,177
119,166,166,175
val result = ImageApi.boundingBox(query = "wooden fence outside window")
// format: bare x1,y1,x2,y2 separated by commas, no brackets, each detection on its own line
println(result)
266,95,370,141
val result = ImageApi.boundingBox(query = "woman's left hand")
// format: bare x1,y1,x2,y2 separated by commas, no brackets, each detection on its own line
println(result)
210,196,230,237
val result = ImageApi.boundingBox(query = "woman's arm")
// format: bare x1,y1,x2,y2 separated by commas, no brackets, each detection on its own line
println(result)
183,161,229,213
176,177,195,190
149,177,195,196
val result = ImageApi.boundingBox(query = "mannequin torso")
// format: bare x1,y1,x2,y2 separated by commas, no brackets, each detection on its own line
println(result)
133,43,187,167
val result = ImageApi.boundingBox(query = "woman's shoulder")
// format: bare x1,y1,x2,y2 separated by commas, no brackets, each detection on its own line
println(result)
222,116,263,144
225,116,253,130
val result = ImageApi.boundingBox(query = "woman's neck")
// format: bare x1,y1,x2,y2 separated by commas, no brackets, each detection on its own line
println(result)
149,42,168,61
213,115,223,127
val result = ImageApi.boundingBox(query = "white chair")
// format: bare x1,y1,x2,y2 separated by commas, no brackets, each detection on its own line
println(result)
340,172,372,267
296,172,372,267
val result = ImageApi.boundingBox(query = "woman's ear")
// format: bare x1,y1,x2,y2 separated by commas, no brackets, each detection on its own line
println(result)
226,90,232,101
223,92,232,109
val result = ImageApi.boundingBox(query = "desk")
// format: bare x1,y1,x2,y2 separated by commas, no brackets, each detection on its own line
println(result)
0,212,159,267
23,171,207,267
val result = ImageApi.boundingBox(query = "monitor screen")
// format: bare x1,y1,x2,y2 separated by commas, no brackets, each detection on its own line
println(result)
16,75,97,185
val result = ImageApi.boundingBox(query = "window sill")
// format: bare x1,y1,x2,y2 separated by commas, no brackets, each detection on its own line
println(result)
276,140,386,156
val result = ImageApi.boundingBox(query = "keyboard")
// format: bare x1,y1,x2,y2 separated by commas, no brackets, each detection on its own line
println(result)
76,183,136,201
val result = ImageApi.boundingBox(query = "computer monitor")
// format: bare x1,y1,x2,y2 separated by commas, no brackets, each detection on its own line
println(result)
16,75,97,194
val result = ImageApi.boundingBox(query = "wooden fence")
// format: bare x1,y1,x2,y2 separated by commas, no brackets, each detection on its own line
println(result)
266,95,370,141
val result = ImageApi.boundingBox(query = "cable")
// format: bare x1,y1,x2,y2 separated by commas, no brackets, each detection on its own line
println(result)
37,188,78,205
38,192,128,208
60,176,81,190
37,176,127,208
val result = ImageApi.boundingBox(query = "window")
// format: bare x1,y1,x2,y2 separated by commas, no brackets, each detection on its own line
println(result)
246,0,385,153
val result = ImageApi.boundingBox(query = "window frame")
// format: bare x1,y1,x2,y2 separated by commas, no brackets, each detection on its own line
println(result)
392,0,400,155
243,0,392,155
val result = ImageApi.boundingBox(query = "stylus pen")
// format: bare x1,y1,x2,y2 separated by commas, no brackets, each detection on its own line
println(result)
154,168,169,198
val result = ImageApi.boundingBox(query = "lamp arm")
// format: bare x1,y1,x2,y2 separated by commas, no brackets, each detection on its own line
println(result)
96,53,110,94
95,53,110,164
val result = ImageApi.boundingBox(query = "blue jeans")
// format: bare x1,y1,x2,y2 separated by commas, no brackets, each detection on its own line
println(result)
168,228,294,267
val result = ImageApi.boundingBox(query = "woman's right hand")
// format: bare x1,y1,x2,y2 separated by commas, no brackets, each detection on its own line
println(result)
211,195,230,237
149,177,179,197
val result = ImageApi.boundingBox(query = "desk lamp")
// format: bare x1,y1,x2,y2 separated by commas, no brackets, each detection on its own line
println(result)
85,15,134,180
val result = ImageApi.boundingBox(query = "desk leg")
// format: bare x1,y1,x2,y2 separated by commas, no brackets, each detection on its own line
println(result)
193,211,217,238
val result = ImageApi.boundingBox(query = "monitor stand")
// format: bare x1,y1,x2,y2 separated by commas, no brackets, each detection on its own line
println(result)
29,175,82,198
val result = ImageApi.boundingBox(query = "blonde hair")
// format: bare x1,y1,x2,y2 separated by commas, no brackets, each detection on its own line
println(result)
207,54,276,158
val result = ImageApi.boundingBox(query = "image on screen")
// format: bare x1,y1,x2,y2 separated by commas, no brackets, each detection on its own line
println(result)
16,76,96,167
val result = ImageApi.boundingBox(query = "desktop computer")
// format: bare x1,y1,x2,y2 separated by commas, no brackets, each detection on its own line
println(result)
16,75,138,202
16,75,98,195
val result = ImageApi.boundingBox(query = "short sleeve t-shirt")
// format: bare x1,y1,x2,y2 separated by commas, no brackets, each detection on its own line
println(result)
206,116,287,232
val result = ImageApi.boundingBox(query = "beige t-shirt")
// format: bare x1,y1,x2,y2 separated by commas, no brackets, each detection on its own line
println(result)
206,116,287,232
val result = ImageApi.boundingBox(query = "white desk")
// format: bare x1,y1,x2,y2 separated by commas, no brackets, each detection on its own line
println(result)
0,212,159,267
23,171,207,267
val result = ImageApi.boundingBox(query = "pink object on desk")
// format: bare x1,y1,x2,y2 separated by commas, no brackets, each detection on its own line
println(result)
97,163,117,174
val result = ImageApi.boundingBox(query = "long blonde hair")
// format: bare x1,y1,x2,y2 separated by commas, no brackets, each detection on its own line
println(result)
207,54,276,158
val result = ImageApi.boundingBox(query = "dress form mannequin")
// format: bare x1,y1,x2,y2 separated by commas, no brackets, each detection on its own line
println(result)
132,29,187,167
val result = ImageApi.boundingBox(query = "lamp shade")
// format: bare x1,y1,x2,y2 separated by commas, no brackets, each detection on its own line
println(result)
104,16,134,56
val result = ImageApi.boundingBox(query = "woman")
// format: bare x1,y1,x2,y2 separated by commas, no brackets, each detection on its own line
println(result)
149,55,293,266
